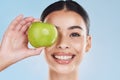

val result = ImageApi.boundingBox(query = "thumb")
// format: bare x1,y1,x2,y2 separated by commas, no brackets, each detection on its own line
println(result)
26,47,44,57
33,18,41,22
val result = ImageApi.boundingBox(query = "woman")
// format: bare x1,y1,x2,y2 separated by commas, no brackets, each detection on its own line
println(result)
0,0,92,80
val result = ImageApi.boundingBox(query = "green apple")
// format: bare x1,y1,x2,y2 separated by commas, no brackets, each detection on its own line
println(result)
28,22,58,48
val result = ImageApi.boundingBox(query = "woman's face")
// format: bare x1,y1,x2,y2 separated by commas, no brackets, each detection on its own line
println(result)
44,10,91,74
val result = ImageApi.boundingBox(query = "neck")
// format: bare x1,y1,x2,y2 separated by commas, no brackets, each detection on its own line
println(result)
48,69,79,80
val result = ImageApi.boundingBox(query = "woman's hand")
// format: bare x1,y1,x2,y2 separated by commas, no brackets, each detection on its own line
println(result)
0,15,44,71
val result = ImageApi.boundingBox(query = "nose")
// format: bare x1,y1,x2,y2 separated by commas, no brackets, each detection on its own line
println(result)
57,43,69,49
56,35,70,49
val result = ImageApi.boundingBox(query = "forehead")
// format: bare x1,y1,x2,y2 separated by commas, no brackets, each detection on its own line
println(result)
44,10,86,30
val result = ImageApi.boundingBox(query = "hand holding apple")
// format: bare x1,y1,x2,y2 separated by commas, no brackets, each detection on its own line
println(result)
28,22,58,48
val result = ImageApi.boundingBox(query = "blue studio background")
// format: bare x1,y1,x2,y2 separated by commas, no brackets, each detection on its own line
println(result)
0,0,120,80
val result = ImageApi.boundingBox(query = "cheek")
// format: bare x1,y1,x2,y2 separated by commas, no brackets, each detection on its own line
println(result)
70,37,87,63
70,38,86,65
44,48,52,59
70,38,86,52
44,48,50,59
44,45,56,55
44,47,55,60
44,48,53,65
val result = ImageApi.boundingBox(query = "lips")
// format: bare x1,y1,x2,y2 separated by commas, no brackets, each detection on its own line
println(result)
52,52,75,64
54,55,72,60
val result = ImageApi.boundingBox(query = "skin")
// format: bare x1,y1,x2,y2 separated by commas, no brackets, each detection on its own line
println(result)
44,10,92,80
0,15,44,71
0,10,91,80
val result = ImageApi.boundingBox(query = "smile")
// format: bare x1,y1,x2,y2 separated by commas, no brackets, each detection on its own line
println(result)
52,53,75,64
54,55,72,60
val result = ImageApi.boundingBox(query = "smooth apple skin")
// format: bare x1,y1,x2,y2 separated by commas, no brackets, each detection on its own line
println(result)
28,22,58,48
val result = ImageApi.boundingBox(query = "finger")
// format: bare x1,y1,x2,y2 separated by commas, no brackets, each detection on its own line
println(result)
33,18,41,22
20,22,32,34
15,17,34,31
15,20,26,31
20,18,39,34
8,14,24,30
24,17,34,22
26,47,44,57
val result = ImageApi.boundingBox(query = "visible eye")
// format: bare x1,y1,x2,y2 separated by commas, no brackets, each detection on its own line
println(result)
70,32,81,37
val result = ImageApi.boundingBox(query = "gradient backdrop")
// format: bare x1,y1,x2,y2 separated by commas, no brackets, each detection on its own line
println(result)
0,0,120,80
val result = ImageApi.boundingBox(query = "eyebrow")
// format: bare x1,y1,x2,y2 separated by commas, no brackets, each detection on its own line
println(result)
55,25,83,30
68,26,83,30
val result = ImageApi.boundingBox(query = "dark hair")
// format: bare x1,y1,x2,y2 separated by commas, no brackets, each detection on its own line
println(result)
41,0,90,35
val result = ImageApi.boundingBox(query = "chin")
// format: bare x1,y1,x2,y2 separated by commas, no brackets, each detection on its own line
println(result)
49,64,77,74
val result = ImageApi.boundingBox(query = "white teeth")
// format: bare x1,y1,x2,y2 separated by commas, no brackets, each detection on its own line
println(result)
54,55,72,60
